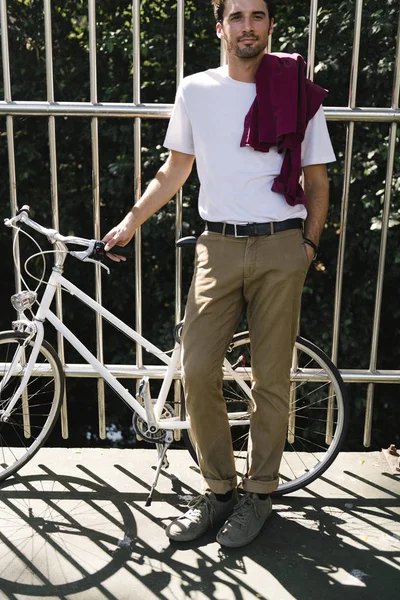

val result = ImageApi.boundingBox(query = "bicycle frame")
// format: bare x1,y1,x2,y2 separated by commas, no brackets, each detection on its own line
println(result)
0,210,349,502
4,265,252,430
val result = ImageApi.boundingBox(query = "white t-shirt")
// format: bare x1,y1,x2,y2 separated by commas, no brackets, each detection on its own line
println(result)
164,65,336,223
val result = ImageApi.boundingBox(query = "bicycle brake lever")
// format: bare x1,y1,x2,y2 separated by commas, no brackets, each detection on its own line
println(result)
70,242,111,274
81,257,110,274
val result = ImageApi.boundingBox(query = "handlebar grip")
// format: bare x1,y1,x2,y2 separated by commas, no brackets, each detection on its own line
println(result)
92,241,133,260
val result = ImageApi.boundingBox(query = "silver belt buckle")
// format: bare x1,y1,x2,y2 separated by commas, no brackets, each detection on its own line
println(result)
233,223,249,238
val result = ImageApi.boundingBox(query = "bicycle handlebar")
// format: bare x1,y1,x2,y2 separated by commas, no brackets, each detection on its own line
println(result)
91,240,132,259
4,205,132,263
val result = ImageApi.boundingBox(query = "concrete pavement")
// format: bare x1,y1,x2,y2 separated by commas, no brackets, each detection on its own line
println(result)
0,448,398,600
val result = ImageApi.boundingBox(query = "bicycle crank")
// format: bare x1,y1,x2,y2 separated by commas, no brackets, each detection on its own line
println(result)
132,402,175,444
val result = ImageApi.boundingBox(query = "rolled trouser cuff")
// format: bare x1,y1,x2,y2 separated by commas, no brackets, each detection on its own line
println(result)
203,475,237,495
241,477,279,495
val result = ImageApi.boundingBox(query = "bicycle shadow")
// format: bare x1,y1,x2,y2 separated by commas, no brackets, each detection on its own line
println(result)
0,468,139,599
0,462,397,600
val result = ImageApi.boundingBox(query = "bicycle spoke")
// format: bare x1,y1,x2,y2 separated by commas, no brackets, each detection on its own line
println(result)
0,334,63,481
183,334,347,496
280,452,302,479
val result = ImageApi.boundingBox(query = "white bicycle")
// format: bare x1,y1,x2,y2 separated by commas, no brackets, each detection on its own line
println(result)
0,206,349,504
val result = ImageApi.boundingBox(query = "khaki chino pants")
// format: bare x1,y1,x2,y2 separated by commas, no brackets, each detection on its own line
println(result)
182,228,309,495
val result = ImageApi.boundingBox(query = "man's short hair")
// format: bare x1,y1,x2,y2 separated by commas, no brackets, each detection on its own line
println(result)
211,0,276,22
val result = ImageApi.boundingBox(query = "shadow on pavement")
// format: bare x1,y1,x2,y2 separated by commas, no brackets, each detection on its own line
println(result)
0,462,398,600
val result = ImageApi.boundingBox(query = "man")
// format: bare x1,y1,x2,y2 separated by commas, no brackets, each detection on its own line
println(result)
104,0,335,548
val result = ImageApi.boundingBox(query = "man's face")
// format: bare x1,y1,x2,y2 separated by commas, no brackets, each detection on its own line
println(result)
217,0,273,60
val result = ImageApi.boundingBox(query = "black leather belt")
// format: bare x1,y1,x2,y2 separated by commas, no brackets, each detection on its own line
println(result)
204,218,303,237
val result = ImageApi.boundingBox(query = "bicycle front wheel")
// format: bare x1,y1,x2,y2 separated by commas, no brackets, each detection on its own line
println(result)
183,332,349,495
0,331,64,481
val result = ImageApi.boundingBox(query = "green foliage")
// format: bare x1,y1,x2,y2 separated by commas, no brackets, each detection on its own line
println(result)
0,0,399,449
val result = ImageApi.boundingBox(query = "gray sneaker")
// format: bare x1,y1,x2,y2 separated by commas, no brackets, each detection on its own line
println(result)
216,492,273,548
166,490,237,542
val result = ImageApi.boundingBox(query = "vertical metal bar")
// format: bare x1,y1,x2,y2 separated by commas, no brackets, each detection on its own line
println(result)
391,8,400,122
329,0,363,444
298,0,318,223
306,0,319,80
175,0,184,324
0,0,30,434
176,0,184,86
88,0,106,440
1,0,31,439
133,0,143,369
364,7,400,447
174,0,185,439
304,0,338,443
43,0,69,439
331,0,363,366
0,0,11,104
0,0,20,290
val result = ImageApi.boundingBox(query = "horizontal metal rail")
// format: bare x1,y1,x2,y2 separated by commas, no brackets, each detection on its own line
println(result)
58,366,400,384
2,0,399,448
0,102,171,118
1,362,399,383
0,101,399,122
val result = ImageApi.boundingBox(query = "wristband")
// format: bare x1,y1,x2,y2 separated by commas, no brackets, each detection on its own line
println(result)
303,237,318,260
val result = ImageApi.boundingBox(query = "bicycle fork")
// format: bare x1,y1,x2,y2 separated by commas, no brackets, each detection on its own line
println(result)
0,322,44,422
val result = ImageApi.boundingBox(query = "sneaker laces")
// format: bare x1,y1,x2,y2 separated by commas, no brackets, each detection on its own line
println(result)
229,494,260,526
182,493,216,525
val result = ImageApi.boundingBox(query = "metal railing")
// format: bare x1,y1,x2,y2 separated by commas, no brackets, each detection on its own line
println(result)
1,0,399,445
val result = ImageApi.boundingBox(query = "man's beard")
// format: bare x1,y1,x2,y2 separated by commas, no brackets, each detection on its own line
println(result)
235,44,265,59
227,37,266,60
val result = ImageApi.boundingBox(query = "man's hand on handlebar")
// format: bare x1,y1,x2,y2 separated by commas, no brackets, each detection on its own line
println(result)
4,205,135,265
102,212,137,262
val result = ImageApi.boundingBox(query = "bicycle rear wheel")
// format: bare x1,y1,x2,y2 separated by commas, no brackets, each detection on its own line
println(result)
182,332,349,495
0,331,64,481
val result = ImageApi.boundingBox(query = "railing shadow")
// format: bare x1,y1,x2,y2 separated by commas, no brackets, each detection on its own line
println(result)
0,462,398,599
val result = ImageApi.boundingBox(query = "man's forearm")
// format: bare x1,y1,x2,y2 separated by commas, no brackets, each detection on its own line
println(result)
303,166,330,246
130,151,195,227
103,150,194,254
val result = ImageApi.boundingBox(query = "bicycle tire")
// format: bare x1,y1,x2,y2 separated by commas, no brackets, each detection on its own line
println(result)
182,332,349,496
0,330,64,481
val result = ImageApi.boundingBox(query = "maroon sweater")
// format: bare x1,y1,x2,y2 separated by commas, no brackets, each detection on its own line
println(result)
240,52,327,207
